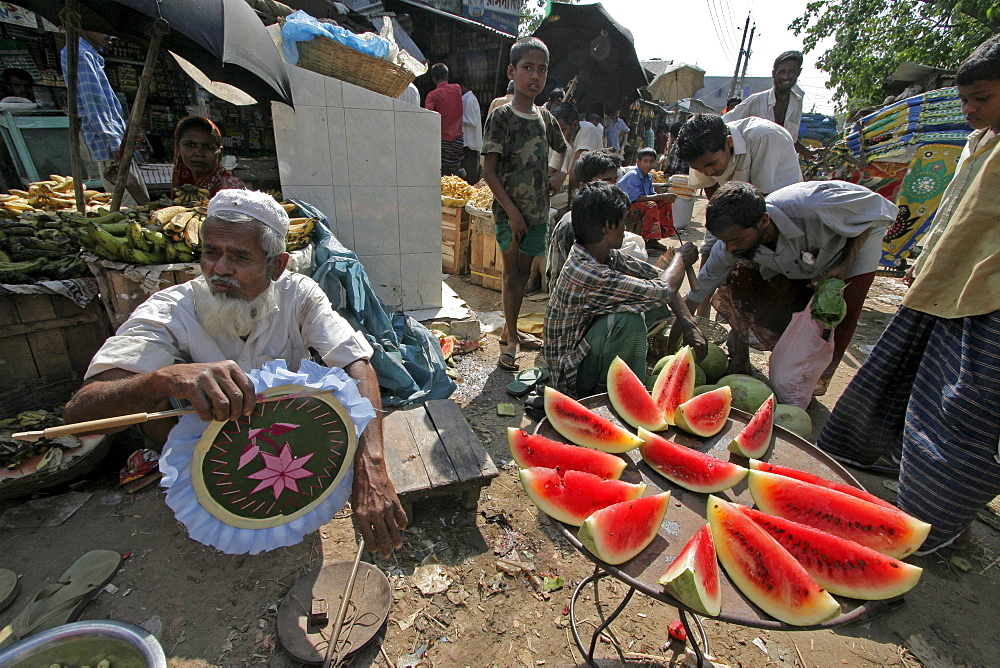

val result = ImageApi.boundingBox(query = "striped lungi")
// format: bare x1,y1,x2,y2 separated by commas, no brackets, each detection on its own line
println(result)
441,138,464,176
818,306,1000,551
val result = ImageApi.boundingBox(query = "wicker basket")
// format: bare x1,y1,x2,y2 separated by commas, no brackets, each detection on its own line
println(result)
296,34,414,98
647,316,730,360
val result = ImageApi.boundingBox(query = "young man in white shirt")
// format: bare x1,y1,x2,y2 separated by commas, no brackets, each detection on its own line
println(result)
460,82,483,183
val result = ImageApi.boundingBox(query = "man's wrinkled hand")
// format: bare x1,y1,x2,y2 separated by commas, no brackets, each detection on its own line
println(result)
352,454,408,558
675,242,698,267
154,361,257,422
677,316,708,361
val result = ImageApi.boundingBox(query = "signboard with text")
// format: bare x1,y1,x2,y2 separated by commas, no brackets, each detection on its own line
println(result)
462,0,524,36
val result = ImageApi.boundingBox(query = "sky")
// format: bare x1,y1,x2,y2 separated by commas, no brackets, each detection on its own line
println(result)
596,0,837,114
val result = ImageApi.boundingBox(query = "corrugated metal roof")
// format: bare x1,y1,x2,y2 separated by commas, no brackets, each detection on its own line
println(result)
389,0,516,39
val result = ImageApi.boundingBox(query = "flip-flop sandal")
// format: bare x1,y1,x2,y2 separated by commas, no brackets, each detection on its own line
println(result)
0,550,121,649
498,351,520,371
278,560,391,664
505,367,550,397
500,333,544,350
0,569,18,614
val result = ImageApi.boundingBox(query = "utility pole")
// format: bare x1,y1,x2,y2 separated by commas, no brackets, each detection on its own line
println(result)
737,24,756,97
727,14,751,99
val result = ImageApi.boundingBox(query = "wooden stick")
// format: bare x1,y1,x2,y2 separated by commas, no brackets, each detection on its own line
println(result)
11,389,334,442
672,229,700,293
323,540,366,668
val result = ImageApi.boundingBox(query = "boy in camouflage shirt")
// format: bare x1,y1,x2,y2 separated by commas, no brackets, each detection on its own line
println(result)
482,36,567,370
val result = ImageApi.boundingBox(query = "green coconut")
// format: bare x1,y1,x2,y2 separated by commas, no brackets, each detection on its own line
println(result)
693,384,720,396
698,343,728,383
773,404,813,441
717,375,774,414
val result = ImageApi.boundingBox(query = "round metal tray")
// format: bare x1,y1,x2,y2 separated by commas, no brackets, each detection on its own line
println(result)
536,394,883,631
0,619,167,667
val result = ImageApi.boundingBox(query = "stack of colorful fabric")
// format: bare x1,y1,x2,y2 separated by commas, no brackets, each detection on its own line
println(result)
799,113,839,145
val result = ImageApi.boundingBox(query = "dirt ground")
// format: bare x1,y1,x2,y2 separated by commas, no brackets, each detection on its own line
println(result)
2,204,999,667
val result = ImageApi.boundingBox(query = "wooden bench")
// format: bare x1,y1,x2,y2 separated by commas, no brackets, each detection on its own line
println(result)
382,399,499,518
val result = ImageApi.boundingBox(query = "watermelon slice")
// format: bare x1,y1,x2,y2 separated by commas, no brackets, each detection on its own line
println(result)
607,357,668,431
729,394,774,458
508,428,626,480
707,495,841,626
736,505,923,600
748,460,897,510
748,470,931,558
544,387,643,453
651,346,696,425
578,492,671,564
658,524,722,616
638,427,747,493
674,386,732,437
520,467,646,526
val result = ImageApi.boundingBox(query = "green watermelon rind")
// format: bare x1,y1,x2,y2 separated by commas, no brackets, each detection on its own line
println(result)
748,470,932,559
507,428,626,480
520,466,646,526
658,524,722,616
674,386,732,438
607,356,668,432
637,427,747,493
543,387,643,453
737,505,923,600
707,495,842,627
728,394,775,458
578,492,671,565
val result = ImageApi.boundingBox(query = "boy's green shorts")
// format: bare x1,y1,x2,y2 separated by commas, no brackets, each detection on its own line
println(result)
495,221,547,257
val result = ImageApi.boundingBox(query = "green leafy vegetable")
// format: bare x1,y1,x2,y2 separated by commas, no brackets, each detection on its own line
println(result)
811,278,847,328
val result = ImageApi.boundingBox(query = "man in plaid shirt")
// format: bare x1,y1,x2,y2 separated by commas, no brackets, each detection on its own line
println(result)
544,181,704,397
61,32,147,203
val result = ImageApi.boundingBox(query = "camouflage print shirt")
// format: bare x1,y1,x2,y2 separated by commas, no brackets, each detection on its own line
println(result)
481,104,567,227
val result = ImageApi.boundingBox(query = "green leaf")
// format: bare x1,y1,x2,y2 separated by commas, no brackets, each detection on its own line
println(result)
542,576,564,592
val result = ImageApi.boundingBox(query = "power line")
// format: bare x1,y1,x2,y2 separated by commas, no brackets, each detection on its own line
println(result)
704,0,738,64
711,0,742,58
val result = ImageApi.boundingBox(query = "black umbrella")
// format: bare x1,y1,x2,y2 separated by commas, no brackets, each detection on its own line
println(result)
19,0,293,210
532,1,648,114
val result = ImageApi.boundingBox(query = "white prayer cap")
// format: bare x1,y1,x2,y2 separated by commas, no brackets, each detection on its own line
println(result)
206,189,289,237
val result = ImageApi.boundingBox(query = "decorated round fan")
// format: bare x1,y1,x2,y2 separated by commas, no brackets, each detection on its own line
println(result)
160,360,376,554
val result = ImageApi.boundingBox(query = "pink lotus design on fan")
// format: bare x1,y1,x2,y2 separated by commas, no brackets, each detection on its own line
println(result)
239,423,299,469
246,443,316,499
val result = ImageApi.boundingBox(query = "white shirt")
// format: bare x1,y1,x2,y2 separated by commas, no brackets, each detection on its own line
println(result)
688,181,896,303
462,90,483,151
605,118,629,150
549,120,603,173
86,273,373,379
687,117,803,193
724,87,804,142
397,82,420,107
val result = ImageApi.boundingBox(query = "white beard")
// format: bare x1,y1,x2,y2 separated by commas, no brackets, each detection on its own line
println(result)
194,279,277,339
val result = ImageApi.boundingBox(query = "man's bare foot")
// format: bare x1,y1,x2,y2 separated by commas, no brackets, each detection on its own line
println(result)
499,342,520,371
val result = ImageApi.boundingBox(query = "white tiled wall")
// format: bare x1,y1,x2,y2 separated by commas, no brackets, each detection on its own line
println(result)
274,64,442,310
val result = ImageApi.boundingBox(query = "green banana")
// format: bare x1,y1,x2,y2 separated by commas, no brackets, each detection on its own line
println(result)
87,223,128,261
177,251,196,263
99,221,129,235
164,241,180,263
127,219,150,252
142,228,168,248
0,259,44,279
14,237,67,252
15,248,62,258
3,225,37,236
0,250,11,263
121,245,165,265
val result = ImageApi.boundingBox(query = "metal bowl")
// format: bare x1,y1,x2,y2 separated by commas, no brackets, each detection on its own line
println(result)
0,620,166,668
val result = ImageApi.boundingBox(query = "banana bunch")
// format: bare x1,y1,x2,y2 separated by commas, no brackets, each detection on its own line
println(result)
468,183,494,210
286,217,317,251
0,215,89,283
59,208,194,265
441,175,474,200
0,175,112,216
266,188,283,201
173,184,210,206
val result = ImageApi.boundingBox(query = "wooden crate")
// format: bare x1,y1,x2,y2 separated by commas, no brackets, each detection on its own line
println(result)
0,292,112,414
469,214,503,291
90,263,201,329
441,205,471,275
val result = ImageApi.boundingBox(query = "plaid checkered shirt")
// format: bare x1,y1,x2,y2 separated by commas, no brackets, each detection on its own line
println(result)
61,38,127,163
544,244,676,395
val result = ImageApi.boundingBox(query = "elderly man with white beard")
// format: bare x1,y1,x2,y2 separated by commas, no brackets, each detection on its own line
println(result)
64,189,407,557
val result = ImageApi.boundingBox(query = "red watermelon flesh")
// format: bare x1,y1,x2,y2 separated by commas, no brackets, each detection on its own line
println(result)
748,470,931,559
544,387,643,453
508,428,626,480
729,394,774,458
651,346,696,425
748,459,897,510
638,427,747,493
736,505,923,600
707,495,841,626
658,524,722,616
607,356,668,431
520,467,646,526
578,492,671,565
674,386,732,438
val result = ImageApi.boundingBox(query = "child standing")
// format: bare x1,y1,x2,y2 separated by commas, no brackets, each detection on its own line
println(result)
482,37,567,370
817,34,1000,555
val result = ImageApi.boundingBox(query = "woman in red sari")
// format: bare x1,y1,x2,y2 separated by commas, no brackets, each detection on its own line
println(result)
171,116,246,198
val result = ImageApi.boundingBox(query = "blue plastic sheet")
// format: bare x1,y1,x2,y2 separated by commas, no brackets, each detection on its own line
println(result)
291,199,456,407
281,10,390,65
